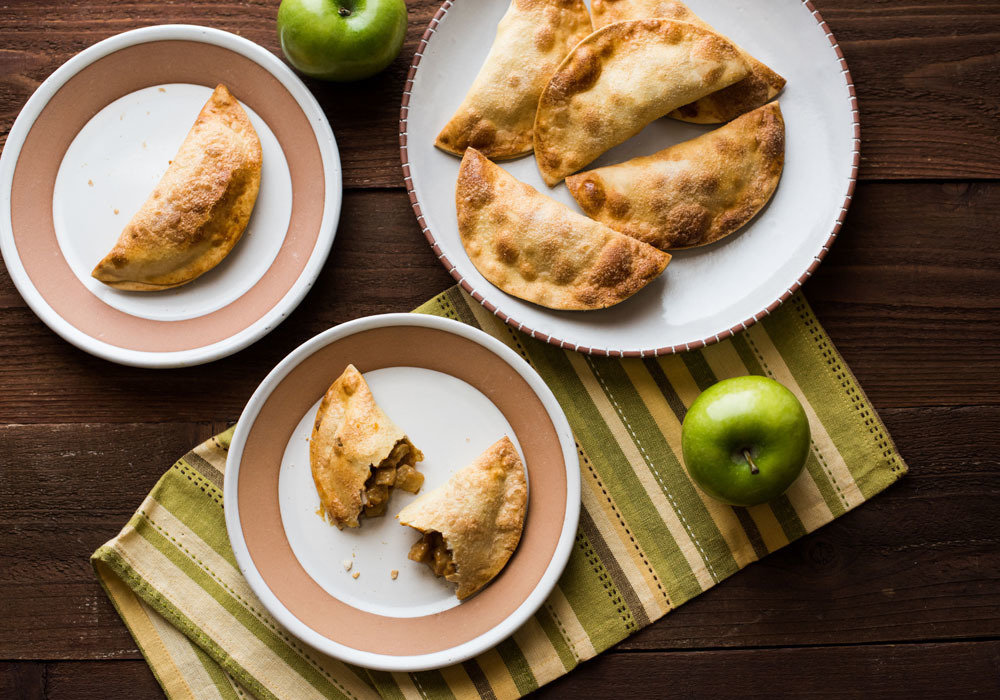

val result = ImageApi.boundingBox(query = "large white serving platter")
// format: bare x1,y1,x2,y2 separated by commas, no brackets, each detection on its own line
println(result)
401,0,858,355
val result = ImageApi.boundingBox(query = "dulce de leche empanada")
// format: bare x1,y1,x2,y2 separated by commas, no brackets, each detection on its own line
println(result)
398,437,527,600
91,84,262,291
590,0,785,123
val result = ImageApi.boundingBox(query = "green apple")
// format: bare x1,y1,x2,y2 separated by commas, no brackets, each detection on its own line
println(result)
277,0,408,82
681,375,810,507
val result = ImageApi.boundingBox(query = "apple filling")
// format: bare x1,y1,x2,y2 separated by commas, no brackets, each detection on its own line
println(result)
361,440,424,518
408,531,456,578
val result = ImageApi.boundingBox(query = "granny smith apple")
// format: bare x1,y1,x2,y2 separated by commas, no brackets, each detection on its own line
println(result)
277,0,407,81
681,376,810,507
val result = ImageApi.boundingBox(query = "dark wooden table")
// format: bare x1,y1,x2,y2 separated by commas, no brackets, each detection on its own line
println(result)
1,1,998,697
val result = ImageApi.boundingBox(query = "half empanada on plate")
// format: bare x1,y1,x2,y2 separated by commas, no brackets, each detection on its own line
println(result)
533,19,750,185
91,84,262,291
589,0,785,123
566,103,785,250
398,436,527,600
457,148,670,310
310,365,425,529
435,0,592,159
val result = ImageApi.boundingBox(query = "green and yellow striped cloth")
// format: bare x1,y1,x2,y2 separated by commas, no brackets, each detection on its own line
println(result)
92,287,906,700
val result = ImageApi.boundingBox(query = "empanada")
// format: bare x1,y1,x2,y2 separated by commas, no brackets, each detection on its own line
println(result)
566,103,785,250
435,0,593,160
590,0,785,123
534,19,750,185
457,148,670,310
91,84,262,291
398,437,527,600
310,365,425,529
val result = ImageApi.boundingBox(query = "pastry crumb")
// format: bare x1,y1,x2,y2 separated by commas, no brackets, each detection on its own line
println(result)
113,208,119,215
158,87,166,93
87,179,93,186
351,571,360,580
142,141,147,149
342,559,353,572
390,570,398,580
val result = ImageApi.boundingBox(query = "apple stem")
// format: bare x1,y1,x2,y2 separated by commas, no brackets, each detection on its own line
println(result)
742,449,760,475
338,6,351,16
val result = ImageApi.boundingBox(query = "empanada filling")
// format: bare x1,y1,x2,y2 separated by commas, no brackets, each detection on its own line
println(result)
408,531,457,579
361,440,424,518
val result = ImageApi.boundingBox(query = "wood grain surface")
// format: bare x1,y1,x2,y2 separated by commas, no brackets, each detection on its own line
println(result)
1,0,998,698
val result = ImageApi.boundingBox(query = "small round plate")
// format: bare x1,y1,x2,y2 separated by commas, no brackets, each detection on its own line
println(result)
0,25,341,367
224,313,580,671
400,0,858,355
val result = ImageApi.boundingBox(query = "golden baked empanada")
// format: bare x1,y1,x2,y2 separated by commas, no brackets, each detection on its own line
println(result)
457,148,670,310
91,84,262,291
398,437,527,600
435,0,592,159
310,365,425,529
566,103,785,250
534,19,750,185
590,0,785,123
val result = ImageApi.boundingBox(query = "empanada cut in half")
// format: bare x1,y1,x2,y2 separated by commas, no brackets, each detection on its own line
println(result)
566,103,785,250
91,84,262,291
590,0,785,123
398,437,527,600
310,365,425,529
435,0,592,160
533,19,750,185
457,148,670,310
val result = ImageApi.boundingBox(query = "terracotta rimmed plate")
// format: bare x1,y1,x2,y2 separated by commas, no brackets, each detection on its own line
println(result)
224,313,580,671
0,25,341,367
400,0,858,356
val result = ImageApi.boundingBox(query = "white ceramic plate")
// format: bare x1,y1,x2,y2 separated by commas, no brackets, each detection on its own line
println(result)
0,25,341,367
225,313,580,671
401,0,858,355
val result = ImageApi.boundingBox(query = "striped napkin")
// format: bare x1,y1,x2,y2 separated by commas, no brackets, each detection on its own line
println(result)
92,287,906,700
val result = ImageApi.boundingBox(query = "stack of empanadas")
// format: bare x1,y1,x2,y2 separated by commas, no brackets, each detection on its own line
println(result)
435,0,788,310
309,366,528,600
